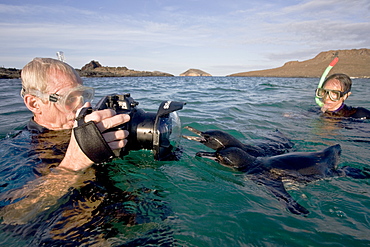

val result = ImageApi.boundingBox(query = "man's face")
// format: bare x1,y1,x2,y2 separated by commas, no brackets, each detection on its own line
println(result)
35,70,83,130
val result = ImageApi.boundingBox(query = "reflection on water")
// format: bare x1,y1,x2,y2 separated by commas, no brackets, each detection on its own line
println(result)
0,127,175,245
0,77,369,246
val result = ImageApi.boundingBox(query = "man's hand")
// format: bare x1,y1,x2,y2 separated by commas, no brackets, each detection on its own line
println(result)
85,108,130,150
59,104,130,172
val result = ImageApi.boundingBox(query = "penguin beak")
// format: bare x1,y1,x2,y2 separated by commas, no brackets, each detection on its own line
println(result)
196,151,217,159
182,135,206,142
182,126,206,142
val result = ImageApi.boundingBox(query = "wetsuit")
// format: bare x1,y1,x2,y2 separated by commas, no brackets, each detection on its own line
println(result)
26,117,49,133
323,104,370,119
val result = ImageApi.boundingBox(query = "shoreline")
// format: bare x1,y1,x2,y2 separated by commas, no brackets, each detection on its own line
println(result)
1,48,370,79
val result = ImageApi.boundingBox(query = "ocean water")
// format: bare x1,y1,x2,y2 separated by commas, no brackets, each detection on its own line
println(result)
0,76,370,246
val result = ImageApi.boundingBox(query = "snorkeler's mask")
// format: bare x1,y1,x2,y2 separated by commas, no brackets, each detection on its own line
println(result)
315,88,349,102
31,85,95,112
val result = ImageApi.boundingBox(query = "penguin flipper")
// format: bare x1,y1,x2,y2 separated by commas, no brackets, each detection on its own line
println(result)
252,175,309,216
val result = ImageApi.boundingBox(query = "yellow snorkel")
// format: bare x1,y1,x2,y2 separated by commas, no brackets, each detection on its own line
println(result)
315,55,339,107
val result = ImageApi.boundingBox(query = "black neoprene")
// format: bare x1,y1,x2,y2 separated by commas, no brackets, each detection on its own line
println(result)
73,107,115,163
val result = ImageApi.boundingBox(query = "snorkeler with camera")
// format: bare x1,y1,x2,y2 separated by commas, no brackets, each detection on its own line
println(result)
0,57,184,234
20,57,130,172
0,58,132,227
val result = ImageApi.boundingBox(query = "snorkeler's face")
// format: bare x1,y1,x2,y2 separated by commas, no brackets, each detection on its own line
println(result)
34,70,86,130
321,79,350,112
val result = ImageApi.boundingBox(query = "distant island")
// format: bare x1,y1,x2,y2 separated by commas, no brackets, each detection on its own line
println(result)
228,48,370,78
1,48,369,79
179,68,212,76
0,67,20,79
77,60,174,77
0,60,174,79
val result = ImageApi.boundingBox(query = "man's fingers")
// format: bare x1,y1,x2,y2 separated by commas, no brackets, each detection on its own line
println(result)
75,109,130,151
102,130,129,143
83,109,130,132
108,139,128,150
84,109,116,123
96,114,130,132
102,130,129,150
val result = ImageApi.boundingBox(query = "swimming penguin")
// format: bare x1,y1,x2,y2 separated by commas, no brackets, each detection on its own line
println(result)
183,126,370,215
183,126,294,157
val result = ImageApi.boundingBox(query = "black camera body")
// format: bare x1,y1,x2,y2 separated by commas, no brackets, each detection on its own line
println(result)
94,93,185,160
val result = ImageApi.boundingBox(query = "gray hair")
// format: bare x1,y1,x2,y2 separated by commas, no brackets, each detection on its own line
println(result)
21,57,82,97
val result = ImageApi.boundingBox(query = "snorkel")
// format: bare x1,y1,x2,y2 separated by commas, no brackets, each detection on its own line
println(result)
315,55,339,108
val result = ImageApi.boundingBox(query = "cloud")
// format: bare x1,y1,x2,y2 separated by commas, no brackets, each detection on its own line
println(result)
0,4,96,24
0,1,369,75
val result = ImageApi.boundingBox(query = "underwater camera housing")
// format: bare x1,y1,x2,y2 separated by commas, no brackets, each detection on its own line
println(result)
94,93,185,161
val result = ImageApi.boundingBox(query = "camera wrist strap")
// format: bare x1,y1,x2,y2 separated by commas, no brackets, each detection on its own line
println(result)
73,107,115,163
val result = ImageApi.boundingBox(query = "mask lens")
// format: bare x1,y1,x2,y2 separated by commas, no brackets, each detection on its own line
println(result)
316,88,326,98
61,87,95,112
64,95,83,111
328,91,341,101
316,88,342,101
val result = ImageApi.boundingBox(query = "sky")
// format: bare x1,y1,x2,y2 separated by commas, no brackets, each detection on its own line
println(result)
0,0,369,76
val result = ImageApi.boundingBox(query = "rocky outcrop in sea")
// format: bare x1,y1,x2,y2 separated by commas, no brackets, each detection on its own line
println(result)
0,60,174,79
0,67,21,79
78,60,174,77
179,69,212,76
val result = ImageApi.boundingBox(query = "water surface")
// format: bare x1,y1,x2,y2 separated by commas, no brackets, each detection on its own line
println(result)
0,76,369,246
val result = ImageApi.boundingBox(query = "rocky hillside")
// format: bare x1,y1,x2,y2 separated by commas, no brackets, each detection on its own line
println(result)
228,48,370,78
179,68,212,76
0,67,21,79
1,49,369,79
0,60,174,79
78,60,174,77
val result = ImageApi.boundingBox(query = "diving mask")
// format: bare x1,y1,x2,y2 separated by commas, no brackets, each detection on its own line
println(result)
33,85,95,112
315,88,349,102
